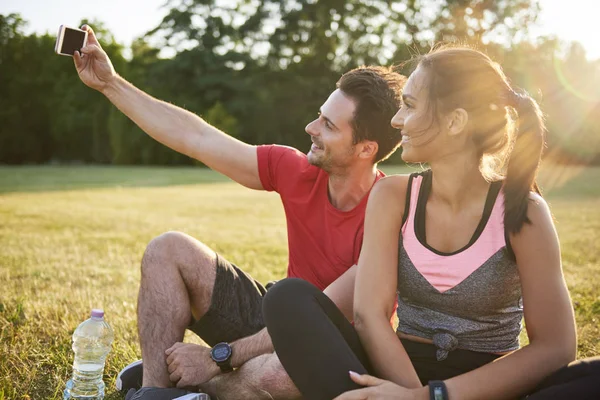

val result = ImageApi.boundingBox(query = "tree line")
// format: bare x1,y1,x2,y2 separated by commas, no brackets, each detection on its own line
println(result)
1,0,599,165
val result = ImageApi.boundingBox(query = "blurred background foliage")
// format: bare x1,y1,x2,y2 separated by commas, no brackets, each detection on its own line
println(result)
1,0,599,166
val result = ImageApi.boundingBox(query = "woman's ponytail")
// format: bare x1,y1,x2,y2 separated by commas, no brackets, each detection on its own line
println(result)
503,90,546,234
416,47,546,234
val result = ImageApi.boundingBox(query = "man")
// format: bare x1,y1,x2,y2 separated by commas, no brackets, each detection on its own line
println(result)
73,25,404,400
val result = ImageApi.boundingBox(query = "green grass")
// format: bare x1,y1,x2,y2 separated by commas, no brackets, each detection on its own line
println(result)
1,164,599,399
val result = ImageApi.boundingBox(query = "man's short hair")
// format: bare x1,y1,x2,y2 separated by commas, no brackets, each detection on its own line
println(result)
337,66,405,163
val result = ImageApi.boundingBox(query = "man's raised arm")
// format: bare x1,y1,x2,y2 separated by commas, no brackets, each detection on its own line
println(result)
74,25,262,190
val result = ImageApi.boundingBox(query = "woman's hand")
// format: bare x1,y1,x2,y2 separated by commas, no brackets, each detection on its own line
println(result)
333,372,428,400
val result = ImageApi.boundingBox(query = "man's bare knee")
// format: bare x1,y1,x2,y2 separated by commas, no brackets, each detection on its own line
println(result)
207,354,299,400
236,353,300,400
141,231,217,318
141,231,211,273
256,354,295,391
143,231,189,265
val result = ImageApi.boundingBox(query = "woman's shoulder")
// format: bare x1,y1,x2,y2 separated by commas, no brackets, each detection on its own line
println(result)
373,170,429,196
367,174,413,219
519,191,552,227
373,173,411,194
509,191,556,255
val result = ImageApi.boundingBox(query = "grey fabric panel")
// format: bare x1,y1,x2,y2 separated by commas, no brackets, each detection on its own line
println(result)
396,238,523,358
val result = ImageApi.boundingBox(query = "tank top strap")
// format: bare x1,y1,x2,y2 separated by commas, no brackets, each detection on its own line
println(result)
401,171,428,233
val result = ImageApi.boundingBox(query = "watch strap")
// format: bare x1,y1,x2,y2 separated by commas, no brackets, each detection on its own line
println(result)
428,380,448,400
216,359,233,373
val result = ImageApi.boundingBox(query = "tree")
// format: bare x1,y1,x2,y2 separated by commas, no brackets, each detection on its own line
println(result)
150,0,542,72
3,1,599,165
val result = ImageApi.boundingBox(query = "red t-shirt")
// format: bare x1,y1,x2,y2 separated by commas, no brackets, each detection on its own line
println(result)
257,145,384,290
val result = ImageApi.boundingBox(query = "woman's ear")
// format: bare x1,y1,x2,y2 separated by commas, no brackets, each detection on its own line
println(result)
446,108,469,137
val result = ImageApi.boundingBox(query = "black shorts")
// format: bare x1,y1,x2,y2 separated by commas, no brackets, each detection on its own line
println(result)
188,253,272,346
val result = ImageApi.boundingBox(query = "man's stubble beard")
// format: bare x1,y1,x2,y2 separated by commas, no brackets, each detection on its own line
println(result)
308,151,331,172
308,150,355,176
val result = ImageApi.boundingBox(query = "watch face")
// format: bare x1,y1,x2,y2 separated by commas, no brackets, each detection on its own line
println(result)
212,343,231,362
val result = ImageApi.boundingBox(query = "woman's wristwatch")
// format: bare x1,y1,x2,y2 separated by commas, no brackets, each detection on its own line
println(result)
428,381,449,400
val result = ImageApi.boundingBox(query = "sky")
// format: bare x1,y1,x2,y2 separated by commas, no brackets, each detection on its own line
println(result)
2,0,599,60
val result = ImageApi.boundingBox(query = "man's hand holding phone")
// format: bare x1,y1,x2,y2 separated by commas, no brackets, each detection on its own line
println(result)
73,25,117,93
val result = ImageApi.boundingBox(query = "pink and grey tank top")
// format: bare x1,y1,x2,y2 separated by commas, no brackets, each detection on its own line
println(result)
397,170,523,360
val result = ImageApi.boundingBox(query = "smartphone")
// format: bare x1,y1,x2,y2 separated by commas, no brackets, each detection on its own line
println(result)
54,25,88,57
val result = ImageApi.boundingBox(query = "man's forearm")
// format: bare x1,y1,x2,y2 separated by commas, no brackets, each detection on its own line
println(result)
230,328,273,368
102,75,210,160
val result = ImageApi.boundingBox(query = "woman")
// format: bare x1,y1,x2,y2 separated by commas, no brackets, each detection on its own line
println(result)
263,46,600,400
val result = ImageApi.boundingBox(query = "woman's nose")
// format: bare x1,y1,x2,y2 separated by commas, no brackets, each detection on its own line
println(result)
391,109,404,130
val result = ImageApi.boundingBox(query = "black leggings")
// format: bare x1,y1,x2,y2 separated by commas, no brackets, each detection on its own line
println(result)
263,278,600,400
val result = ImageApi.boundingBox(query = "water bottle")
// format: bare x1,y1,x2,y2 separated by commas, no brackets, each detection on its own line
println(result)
64,309,114,400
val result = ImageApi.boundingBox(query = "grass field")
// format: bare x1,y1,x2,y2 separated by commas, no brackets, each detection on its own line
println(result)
0,164,599,399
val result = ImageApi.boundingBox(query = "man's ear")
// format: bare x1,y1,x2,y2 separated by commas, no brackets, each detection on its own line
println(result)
447,108,469,137
358,140,378,161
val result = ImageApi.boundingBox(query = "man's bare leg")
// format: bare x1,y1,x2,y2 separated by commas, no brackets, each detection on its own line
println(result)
137,231,217,387
200,353,301,400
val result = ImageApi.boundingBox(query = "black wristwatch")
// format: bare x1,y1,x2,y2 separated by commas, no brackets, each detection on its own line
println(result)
428,380,448,400
210,342,233,373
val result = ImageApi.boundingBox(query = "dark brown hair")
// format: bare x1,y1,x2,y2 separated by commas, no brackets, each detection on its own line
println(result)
337,66,406,163
416,45,546,233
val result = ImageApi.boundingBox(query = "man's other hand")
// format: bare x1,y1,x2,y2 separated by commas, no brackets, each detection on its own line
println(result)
166,342,222,388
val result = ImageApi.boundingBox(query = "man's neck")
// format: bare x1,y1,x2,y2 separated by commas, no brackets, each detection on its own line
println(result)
327,164,378,212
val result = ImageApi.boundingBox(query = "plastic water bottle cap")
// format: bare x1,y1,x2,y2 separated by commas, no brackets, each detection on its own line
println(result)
91,309,104,318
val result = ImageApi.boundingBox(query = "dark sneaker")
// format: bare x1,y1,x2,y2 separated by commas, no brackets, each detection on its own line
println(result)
125,387,211,400
117,360,143,392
